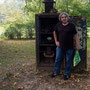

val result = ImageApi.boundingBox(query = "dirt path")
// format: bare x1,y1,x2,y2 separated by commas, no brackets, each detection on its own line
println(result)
0,61,90,90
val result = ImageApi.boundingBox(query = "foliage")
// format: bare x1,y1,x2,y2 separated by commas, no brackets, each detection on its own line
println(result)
55,0,90,23
24,0,44,14
0,0,36,39
4,25,17,39
3,22,35,39
0,0,90,39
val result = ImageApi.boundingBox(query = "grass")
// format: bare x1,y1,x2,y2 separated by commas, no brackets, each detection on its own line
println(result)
87,27,90,38
87,38,90,56
0,40,36,75
0,39,90,76
0,39,90,90
87,38,90,48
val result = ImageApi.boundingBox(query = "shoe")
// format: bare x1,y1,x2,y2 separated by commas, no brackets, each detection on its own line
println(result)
64,75,70,80
51,73,59,78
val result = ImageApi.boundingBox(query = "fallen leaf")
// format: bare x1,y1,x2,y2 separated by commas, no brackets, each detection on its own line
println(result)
14,82,17,86
71,75,74,78
77,79,80,82
85,87,88,90
0,72,2,75
87,74,90,76
35,71,40,75
14,72,20,77
22,64,26,66
72,83,75,86
18,86,24,90
58,82,61,85
87,85,90,87
40,75,43,78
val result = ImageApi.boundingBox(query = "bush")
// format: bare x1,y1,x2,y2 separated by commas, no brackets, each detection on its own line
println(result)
4,27,17,39
2,22,35,39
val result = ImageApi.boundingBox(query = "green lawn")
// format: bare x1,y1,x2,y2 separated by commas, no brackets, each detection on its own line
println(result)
0,40,36,75
87,27,90,38
0,39,90,90
87,38,90,48
0,39,90,77
87,38,90,56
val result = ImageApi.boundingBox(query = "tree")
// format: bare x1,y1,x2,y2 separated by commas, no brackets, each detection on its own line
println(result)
1,0,90,39
55,0,90,25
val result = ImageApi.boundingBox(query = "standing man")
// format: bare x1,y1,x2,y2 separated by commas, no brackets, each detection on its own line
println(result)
51,12,79,80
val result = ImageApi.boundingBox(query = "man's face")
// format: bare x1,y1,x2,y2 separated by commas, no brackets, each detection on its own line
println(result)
60,14,68,24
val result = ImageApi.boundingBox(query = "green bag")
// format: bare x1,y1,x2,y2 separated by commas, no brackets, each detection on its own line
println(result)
73,50,81,67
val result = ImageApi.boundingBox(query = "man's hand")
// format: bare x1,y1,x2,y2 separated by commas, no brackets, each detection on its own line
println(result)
55,41,60,47
53,31,60,47
74,34,79,50
76,45,80,50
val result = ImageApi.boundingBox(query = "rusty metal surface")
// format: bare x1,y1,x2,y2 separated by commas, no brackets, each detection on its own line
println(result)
43,0,56,13
70,16,87,69
35,14,87,70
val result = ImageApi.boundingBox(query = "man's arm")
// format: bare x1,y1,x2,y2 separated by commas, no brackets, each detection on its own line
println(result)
74,34,79,50
53,31,60,47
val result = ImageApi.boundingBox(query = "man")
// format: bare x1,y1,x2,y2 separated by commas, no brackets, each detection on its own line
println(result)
51,12,79,80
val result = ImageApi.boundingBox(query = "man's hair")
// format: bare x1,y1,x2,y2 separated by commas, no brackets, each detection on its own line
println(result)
59,12,70,21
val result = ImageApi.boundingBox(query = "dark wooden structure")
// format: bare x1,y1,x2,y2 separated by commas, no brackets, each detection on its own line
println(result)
35,0,87,70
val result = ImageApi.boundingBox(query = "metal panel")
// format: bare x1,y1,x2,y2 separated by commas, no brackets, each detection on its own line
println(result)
35,14,87,70
70,16,87,69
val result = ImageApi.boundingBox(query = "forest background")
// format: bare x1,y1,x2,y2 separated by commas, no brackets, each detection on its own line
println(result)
0,0,90,39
